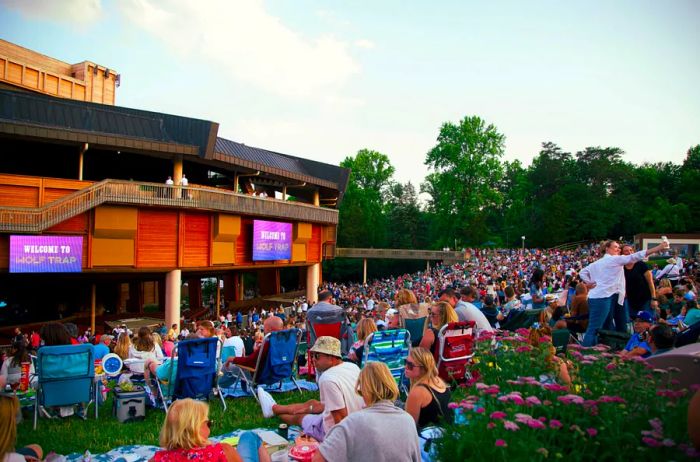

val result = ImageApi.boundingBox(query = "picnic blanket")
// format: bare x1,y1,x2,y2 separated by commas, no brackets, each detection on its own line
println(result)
220,378,318,398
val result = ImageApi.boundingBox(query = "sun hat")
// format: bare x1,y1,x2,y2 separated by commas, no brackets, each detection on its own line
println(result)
633,311,653,323
309,336,342,358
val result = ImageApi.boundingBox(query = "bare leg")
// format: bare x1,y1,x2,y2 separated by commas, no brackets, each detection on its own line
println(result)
257,443,271,462
271,399,323,417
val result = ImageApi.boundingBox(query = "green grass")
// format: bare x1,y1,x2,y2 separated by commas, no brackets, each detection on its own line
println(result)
17,390,319,456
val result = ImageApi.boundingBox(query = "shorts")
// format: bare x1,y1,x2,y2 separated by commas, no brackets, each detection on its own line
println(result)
301,413,326,442
16,446,40,460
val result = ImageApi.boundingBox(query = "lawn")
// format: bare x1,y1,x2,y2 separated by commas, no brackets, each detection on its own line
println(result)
17,390,320,456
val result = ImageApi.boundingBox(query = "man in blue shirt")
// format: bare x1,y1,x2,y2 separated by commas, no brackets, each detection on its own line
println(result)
621,311,653,359
93,334,112,360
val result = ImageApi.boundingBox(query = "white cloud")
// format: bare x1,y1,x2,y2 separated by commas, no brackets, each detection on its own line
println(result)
354,39,375,49
117,0,361,99
1,0,102,23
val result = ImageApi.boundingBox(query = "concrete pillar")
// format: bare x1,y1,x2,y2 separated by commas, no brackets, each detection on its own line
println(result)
363,258,367,285
78,143,88,180
90,283,96,333
426,260,430,272
173,155,183,184
165,269,182,329
313,189,320,207
306,263,320,304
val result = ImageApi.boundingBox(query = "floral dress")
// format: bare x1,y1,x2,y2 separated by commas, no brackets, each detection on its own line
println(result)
153,443,228,461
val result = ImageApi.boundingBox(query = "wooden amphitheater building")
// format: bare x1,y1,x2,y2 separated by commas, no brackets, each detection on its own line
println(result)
0,39,349,332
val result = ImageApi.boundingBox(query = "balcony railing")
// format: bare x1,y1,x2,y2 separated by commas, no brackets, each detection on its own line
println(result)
335,248,466,260
0,179,339,232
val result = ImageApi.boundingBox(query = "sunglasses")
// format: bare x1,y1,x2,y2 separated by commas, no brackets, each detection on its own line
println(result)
311,352,326,360
404,359,420,371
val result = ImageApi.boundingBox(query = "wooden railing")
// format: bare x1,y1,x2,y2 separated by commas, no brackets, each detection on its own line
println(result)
336,247,466,260
0,179,339,232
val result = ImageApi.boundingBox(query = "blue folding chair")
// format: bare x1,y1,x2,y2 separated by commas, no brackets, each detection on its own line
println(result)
361,329,411,393
156,337,226,412
224,328,302,401
34,344,96,430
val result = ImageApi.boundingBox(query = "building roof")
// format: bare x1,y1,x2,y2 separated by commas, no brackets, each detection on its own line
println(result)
0,88,349,199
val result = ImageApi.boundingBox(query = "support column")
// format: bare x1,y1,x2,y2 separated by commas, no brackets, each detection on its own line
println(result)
313,189,320,206
306,263,320,304
282,185,287,201
363,258,367,285
165,270,182,329
173,155,183,185
426,261,430,272
215,277,221,320
78,143,88,180
90,283,96,333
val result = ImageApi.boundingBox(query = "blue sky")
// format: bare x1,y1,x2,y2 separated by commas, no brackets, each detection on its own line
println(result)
1,0,698,184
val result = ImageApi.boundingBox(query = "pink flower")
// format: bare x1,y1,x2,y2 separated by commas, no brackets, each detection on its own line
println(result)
648,418,663,433
503,420,520,431
447,402,459,410
525,396,542,406
475,407,485,414
642,437,661,448
516,345,533,353
661,438,675,447
549,419,562,429
490,411,507,420
511,396,525,406
515,413,533,424
527,419,546,430
543,400,552,406
557,394,584,405
543,383,568,392
538,335,551,343
605,363,617,370
586,428,598,437
495,439,507,447
536,448,549,458
487,422,496,429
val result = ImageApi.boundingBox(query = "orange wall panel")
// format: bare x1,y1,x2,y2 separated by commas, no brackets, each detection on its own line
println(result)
46,212,89,233
235,220,252,264
0,185,39,207
308,225,322,263
182,213,210,267
137,210,178,268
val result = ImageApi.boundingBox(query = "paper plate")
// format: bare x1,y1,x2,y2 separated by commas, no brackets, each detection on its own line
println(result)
101,353,123,376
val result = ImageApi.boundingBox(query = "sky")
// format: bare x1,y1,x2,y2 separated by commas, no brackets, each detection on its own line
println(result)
1,0,698,185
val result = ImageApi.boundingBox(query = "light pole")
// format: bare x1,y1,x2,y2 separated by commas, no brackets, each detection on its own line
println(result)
521,235,526,250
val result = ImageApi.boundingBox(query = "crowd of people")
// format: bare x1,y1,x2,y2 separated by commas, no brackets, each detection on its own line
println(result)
3,240,700,461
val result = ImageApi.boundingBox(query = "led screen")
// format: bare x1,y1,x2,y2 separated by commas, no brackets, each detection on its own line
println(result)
10,235,83,273
252,220,292,261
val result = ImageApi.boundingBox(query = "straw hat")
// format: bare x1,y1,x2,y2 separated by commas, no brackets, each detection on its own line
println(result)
309,336,342,358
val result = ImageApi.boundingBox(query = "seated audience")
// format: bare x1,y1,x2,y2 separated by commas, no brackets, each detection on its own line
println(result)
0,339,35,390
1,393,43,462
93,335,112,360
150,398,269,462
128,327,164,373
419,301,459,359
114,332,132,360
347,318,376,365
404,347,452,429
40,323,72,347
620,311,653,359
257,337,364,442
313,362,421,462
648,324,676,356
565,283,589,333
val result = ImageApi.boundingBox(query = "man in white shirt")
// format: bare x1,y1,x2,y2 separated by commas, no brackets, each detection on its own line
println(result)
257,336,363,442
579,240,669,346
453,287,494,332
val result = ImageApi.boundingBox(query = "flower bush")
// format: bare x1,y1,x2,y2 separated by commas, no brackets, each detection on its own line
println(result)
434,329,699,461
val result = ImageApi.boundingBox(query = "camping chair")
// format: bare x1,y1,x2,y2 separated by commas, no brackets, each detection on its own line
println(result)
224,328,302,401
33,344,96,430
596,330,631,352
500,309,544,331
551,328,571,355
306,308,352,376
361,329,411,392
437,321,477,386
156,337,226,412
675,320,700,347
398,303,429,347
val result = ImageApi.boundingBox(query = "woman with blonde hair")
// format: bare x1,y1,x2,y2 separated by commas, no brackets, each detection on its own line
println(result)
151,398,269,462
347,318,377,364
404,347,452,429
114,332,132,360
395,288,417,307
419,301,458,359
1,394,43,461
313,362,420,462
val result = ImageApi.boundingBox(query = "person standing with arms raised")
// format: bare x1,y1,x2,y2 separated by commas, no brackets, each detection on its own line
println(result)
579,239,668,346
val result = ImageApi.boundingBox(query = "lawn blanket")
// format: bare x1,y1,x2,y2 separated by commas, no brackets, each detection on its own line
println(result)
220,378,318,398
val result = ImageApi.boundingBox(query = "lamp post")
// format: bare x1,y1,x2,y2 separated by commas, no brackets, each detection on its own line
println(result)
521,235,526,250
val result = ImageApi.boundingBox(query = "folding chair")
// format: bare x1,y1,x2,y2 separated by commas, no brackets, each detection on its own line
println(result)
156,337,226,412
34,344,96,430
224,328,302,401
500,309,544,331
437,321,477,386
399,303,429,347
306,310,351,377
675,320,700,347
361,329,411,392
551,328,571,355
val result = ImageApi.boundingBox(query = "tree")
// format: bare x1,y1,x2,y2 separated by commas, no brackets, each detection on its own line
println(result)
422,116,505,247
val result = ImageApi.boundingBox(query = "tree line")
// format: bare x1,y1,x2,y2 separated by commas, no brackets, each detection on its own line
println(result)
325,115,699,282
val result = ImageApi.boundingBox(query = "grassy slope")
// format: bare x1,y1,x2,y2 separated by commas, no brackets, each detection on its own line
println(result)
17,390,320,456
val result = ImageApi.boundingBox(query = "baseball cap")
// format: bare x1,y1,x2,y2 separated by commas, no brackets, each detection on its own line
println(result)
633,311,653,323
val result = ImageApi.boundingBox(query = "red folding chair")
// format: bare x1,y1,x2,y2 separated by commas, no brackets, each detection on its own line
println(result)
437,321,478,385
306,321,341,378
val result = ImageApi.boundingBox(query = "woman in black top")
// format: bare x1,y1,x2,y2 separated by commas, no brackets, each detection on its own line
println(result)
622,245,657,317
404,347,452,429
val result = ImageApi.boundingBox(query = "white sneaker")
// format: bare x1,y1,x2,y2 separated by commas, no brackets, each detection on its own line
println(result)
257,386,276,418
